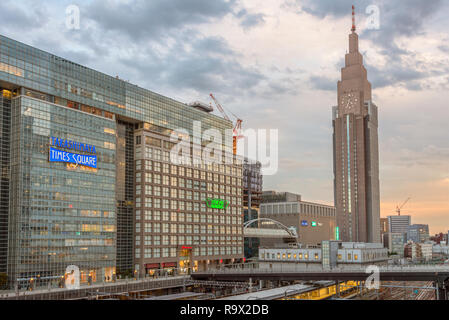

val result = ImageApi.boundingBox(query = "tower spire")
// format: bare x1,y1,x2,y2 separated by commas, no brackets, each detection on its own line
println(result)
351,5,356,32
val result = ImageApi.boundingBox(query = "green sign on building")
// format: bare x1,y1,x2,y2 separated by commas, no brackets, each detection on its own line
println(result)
206,198,229,210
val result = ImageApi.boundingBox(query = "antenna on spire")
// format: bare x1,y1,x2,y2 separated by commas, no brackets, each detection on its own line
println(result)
351,5,356,32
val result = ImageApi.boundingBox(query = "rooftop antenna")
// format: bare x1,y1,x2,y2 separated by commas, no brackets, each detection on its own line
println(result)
351,5,356,32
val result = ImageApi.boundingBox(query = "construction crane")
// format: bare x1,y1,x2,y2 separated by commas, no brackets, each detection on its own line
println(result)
209,93,243,155
396,197,411,216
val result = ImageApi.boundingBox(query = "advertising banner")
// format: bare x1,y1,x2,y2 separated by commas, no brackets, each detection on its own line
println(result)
49,147,97,168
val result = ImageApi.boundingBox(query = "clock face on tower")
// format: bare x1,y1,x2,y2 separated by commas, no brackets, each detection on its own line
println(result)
340,91,359,113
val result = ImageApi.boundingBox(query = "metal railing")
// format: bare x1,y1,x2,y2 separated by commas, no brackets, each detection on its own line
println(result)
0,274,190,300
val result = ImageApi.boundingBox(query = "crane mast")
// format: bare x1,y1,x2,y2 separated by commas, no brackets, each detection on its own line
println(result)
396,197,411,216
209,93,243,155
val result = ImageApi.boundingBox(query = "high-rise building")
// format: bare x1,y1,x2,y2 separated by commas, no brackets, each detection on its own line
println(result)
0,34,244,287
332,7,380,243
388,215,411,234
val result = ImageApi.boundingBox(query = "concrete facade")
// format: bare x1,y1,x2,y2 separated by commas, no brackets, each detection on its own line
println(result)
259,194,336,247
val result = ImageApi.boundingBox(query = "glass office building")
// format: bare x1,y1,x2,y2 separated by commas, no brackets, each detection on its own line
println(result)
0,34,243,287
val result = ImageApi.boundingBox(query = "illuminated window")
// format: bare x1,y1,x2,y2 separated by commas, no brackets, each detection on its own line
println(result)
0,62,24,77
314,253,319,260
338,254,342,260
348,253,352,260
354,254,358,260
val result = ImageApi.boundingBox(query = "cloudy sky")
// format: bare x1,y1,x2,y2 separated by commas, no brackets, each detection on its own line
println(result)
1,0,448,234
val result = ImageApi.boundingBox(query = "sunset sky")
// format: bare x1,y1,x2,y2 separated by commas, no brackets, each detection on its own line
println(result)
1,0,448,234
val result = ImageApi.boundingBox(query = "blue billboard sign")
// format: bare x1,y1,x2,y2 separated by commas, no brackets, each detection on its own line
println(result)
301,220,308,226
49,147,97,168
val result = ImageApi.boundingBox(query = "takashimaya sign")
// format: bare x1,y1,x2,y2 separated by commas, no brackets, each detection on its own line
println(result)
205,198,229,210
49,137,97,169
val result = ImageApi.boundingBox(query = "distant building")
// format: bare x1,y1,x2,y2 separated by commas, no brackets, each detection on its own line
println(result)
259,241,388,269
430,233,447,244
388,215,411,234
243,159,263,260
261,191,301,203
380,218,389,248
433,244,449,257
259,191,336,247
389,233,406,256
404,242,413,259
380,218,389,233
382,233,390,249
411,243,433,261
407,224,429,243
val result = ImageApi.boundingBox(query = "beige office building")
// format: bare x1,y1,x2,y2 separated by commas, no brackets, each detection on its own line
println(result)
259,192,336,247
133,125,244,276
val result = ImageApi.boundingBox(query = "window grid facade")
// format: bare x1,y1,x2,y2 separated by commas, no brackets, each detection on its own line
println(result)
134,130,244,274
0,34,244,286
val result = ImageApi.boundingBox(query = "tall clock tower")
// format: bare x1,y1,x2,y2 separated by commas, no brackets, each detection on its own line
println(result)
332,6,381,243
